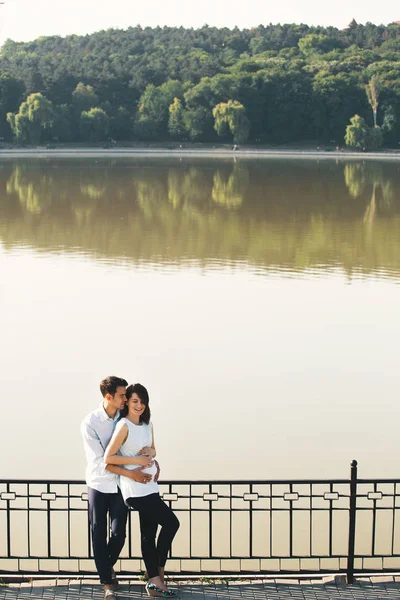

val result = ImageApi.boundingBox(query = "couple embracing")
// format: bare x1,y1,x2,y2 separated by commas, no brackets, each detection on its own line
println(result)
81,376,179,599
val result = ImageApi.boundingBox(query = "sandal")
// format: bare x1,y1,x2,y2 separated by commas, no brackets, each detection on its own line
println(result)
146,581,177,597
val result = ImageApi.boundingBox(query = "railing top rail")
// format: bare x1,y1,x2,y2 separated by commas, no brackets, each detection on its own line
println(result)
0,478,353,485
356,478,400,484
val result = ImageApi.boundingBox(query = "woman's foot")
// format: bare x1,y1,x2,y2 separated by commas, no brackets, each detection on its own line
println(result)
103,584,116,599
149,576,168,591
146,567,165,584
146,577,177,597
110,568,120,590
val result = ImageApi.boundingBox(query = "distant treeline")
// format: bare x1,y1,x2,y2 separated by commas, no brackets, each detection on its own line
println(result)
0,20,400,145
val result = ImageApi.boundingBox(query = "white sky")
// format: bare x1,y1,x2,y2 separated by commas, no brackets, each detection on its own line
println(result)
0,0,399,44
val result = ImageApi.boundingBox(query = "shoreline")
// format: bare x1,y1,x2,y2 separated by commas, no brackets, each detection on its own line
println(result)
0,147,400,160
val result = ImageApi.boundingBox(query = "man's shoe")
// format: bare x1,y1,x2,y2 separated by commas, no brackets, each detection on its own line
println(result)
104,588,116,599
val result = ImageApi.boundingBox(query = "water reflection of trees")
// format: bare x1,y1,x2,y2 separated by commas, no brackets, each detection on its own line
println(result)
212,165,249,209
6,165,58,214
1,159,400,277
344,162,395,230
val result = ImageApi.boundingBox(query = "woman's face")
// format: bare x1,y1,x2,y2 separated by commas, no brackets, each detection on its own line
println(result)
127,393,146,418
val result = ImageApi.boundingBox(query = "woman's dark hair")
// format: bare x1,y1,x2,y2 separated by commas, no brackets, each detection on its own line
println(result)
120,383,151,424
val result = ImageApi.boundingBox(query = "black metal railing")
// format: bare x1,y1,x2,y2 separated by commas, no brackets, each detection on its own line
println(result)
1,461,400,580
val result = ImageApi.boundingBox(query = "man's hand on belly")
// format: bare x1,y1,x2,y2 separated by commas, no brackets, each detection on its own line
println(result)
129,467,152,484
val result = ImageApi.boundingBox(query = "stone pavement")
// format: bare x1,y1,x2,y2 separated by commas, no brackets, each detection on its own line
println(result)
1,577,400,600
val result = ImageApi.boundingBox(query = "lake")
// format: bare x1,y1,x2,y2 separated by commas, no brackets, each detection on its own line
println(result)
0,155,399,482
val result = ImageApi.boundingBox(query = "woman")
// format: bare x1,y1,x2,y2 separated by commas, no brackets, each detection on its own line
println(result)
104,383,179,598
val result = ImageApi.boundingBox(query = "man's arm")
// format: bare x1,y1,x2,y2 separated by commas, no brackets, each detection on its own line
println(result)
106,463,151,483
150,424,160,482
153,460,160,483
80,421,109,479
80,421,151,483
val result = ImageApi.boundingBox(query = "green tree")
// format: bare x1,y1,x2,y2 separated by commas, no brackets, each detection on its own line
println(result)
369,125,383,149
0,74,25,140
182,105,213,140
51,104,73,141
159,79,183,102
311,72,365,142
135,80,183,140
7,92,53,144
135,84,166,139
6,112,29,143
109,106,132,140
365,75,380,127
298,34,336,55
381,105,396,144
344,114,370,149
80,107,109,142
168,97,185,138
213,100,250,143
72,83,99,112
0,73,25,112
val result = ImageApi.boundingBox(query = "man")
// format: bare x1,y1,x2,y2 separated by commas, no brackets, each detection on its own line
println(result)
81,376,153,599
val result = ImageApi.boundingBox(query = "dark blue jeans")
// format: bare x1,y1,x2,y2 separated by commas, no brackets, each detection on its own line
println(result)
88,487,128,584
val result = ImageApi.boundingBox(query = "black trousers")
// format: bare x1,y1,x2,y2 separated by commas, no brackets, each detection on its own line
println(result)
127,493,180,579
88,487,128,585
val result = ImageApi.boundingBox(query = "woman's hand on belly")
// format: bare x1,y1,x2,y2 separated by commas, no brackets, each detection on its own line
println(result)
139,446,156,458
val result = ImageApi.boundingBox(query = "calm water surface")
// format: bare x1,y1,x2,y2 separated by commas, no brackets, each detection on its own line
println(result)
1,157,399,481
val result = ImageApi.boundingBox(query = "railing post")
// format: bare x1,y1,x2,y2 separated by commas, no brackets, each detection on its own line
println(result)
347,459,358,584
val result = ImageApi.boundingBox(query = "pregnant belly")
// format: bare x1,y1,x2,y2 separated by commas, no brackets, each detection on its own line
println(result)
142,463,157,479
125,462,157,479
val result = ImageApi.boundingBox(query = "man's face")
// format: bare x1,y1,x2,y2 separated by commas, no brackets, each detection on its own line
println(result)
106,386,127,411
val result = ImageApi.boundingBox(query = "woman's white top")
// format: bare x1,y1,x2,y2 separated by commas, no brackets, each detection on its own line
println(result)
116,417,159,501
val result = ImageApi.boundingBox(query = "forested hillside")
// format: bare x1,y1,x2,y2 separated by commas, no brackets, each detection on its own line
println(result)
0,20,399,145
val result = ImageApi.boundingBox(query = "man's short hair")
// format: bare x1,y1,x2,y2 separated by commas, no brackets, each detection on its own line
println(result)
100,376,128,398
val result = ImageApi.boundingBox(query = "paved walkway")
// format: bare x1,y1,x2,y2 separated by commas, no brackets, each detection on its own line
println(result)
1,577,400,600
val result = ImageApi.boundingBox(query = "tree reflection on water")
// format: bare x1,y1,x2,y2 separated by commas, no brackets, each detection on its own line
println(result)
0,158,399,278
